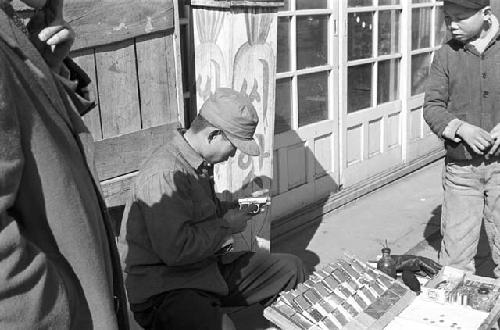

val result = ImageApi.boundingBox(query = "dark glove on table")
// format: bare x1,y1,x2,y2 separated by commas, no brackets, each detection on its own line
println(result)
392,254,442,277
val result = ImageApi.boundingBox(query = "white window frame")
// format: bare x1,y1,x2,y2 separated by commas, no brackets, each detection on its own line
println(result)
403,0,445,161
275,1,338,137
345,1,404,114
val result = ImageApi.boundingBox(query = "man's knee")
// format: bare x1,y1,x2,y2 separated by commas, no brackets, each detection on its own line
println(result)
271,253,305,285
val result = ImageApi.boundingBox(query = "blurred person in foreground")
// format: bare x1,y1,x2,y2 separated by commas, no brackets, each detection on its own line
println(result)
119,88,305,330
424,0,500,277
0,0,128,328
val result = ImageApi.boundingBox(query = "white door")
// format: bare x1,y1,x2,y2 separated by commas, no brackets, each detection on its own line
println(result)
271,0,341,220
340,0,404,187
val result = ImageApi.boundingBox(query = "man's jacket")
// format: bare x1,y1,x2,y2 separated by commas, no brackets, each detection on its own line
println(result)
0,9,128,329
119,129,233,309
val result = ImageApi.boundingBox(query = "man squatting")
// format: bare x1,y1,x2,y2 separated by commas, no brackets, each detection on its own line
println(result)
119,88,305,330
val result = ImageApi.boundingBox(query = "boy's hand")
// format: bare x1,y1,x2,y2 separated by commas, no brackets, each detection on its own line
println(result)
223,208,252,234
457,122,492,155
489,124,500,156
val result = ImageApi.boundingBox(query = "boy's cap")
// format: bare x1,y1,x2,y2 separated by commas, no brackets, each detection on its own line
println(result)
444,0,489,9
200,88,260,156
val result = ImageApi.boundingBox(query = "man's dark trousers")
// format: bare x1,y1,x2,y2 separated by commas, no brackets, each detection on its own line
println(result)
132,251,305,329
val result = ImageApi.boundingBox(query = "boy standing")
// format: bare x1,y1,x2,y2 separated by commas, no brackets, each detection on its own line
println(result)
424,0,500,276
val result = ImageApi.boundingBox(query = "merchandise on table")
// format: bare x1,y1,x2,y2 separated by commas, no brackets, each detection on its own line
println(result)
421,266,500,313
396,266,500,329
263,255,416,330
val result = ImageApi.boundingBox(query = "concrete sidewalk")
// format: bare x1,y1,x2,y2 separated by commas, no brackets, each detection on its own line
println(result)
273,158,444,270
128,159,450,329
232,158,446,329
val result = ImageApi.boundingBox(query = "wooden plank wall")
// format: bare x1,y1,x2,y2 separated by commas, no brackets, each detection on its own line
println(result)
61,0,183,208
64,0,175,50
72,30,181,206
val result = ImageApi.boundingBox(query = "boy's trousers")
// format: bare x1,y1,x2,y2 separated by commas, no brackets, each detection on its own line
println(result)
440,158,500,277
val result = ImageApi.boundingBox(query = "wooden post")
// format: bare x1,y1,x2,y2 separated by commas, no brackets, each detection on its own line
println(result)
190,0,283,251
493,0,500,19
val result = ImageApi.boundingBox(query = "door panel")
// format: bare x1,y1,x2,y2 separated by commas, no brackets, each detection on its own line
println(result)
368,118,382,157
342,101,403,187
287,144,307,189
346,124,363,166
272,120,339,220
407,95,443,161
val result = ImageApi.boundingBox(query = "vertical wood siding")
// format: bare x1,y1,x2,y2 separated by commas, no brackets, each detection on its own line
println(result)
72,31,181,205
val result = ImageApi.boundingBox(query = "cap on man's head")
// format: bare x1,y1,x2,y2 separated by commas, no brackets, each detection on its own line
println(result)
444,0,490,9
200,88,260,156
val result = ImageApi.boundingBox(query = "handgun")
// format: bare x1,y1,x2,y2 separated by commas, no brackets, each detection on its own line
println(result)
237,197,271,214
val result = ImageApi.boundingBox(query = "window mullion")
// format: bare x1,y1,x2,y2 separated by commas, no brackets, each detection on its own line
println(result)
373,9,378,108
291,6,299,130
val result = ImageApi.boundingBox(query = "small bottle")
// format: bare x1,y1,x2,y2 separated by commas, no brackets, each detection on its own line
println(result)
377,247,397,279
474,287,491,312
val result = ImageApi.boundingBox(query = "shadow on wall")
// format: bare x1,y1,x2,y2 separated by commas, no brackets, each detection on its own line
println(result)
423,205,495,278
270,114,339,276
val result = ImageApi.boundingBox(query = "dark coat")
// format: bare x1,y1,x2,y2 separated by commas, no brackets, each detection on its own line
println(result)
119,129,233,307
423,34,500,160
0,9,128,330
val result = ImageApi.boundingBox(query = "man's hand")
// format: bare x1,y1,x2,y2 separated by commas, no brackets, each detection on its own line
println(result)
223,208,252,234
457,122,492,155
28,0,74,71
489,124,500,156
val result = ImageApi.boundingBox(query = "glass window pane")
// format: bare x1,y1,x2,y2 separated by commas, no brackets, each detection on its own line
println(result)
348,64,372,113
348,12,373,61
411,52,432,95
378,59,400,104
297,15,328,70
298,72,328,127
379,0,399,4
297,0,327,10
378,10,400,55
277,17,291,73
412,7,432,50
275,78,292,134
348,0,373,7
278,0,289,11
434,6,448,46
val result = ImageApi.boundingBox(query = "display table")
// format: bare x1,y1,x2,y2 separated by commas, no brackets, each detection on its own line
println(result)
264,257,500,330
387,267,500,330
